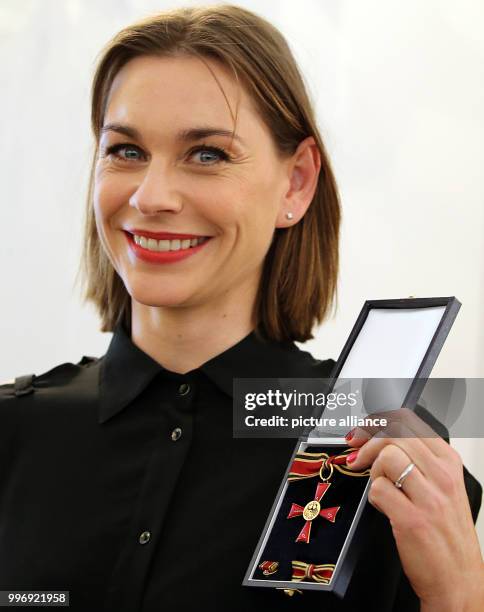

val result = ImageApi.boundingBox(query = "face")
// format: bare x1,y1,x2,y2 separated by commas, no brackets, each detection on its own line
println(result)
94,54,295,314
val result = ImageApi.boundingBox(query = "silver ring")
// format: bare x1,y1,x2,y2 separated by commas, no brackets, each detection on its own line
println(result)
394,462,415,489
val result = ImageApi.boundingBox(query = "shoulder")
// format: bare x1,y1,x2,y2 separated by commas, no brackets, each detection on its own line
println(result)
0,355,103,417
288,343,336,378
0,356,103,461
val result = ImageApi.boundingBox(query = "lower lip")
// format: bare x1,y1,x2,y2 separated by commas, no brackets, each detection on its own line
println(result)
125,232,212,264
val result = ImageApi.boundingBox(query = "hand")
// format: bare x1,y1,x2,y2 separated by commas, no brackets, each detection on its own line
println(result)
345,408,484,611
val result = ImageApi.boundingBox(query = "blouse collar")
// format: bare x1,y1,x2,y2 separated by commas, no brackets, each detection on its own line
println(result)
98,319,332,424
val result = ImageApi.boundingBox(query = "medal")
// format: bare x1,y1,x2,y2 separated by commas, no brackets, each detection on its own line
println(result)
258,561,279,576
287,482,340,543
286,449,368,544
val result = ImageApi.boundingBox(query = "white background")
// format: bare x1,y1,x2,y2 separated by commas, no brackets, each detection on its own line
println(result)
1,0,483,545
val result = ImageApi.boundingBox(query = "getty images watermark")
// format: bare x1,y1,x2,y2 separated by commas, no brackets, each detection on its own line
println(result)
243,387,388,431
232,378,484,438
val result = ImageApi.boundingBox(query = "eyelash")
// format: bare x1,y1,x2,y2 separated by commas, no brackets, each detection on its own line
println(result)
103,142,230,165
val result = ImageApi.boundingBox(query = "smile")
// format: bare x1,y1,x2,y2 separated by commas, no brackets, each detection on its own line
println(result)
133,234,208,252
125,231,212,264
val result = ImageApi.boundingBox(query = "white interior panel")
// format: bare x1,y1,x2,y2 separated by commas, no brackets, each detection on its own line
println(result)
338,306,446,379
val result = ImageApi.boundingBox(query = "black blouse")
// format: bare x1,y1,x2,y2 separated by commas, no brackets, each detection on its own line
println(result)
0,321,481,612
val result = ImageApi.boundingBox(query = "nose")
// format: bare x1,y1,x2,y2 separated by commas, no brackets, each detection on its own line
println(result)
129,162,183,215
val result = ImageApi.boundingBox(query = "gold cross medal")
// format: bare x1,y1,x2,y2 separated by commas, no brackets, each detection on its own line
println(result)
287,482,340,543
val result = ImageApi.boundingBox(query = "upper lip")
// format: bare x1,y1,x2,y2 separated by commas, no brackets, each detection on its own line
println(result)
125,229,211,240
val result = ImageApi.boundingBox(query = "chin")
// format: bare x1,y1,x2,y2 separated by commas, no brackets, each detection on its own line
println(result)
125,279,193,308
134,295,189,308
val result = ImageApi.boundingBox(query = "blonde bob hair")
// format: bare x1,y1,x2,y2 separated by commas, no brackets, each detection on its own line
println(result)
79,4,341,343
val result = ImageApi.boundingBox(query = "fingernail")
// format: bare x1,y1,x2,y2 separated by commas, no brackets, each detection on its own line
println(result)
345,429,355,442
346,450,359,464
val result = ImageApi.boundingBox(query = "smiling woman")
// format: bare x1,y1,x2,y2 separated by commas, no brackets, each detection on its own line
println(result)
89,51,326,346
82,11,340,350
0,4,482,612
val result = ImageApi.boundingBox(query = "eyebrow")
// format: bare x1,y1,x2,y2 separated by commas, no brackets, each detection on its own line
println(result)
100,122,244,145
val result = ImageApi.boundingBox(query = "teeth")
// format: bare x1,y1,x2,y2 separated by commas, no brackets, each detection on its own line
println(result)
133,234,207,252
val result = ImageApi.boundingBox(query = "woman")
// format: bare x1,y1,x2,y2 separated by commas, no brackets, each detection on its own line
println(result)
1,4,482,611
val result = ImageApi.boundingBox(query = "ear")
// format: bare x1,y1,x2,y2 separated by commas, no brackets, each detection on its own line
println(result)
275,136,321,228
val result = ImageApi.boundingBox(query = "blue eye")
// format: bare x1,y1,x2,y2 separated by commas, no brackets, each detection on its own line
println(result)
189,145,230,165
104,144,144,162
102,143,230,165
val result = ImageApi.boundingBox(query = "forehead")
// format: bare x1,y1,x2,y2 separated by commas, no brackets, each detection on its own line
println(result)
103,54,263,139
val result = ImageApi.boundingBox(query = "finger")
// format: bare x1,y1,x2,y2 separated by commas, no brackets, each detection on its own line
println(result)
370,443,427,504
346,407,449,458
345,426,371,447
346,422,441,479
342,410,420,445
381,408,449,457
368,475,415,527
344,418,388,442
357,427,463,498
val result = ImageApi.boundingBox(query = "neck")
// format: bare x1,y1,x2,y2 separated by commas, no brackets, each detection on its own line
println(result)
130,292,257,375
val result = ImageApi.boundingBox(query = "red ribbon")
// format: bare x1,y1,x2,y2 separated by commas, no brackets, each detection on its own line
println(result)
288,449,370,482
291,560,335,584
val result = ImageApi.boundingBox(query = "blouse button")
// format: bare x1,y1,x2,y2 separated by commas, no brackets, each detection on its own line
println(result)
171,427,182,442
139,531,151,545
178,383,191,396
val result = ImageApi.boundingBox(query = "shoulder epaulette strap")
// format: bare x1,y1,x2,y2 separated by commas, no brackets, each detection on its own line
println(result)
14,374,36,397
77,355,99,366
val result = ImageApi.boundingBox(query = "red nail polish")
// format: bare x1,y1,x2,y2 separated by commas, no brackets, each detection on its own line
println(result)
345,429,355,442
346,450,359,464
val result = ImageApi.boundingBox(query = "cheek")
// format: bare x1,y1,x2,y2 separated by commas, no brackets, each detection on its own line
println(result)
184,179,242,229
228,188,280,261
93,170,131,223
242,172,283,231
212,176,281,261
92,174,132,269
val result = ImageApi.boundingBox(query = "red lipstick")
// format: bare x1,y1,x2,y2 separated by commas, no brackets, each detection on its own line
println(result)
124,231,212,264
126,229,209,240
